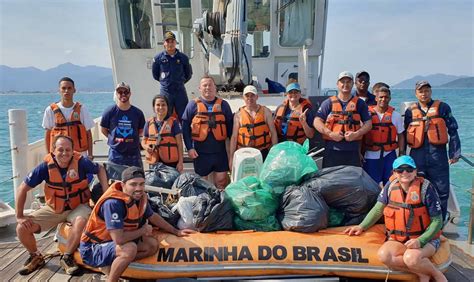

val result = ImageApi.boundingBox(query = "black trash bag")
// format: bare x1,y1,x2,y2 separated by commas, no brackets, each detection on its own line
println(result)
104,162,129,181
172,173,217,197
145,163,180,188
279,185,329,232
193,191,234,232
301,165,380,225
148,195,180,227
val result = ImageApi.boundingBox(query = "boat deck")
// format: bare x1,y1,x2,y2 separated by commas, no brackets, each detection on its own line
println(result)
0,226,473,281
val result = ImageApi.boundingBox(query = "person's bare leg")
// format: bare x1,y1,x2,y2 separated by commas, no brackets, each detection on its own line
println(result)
108,242,137,282
377,241,410,272
403,244,447,282
136,236,158,260
65,216,87,254
16,223,41,253
213,171,229,190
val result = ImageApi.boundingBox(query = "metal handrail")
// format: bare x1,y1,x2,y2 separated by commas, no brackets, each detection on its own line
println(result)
459,154,474,244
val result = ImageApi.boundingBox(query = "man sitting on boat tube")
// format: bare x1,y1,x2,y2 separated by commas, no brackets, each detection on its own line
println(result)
15,135,108,276
345,156,446,282
80,167,194,281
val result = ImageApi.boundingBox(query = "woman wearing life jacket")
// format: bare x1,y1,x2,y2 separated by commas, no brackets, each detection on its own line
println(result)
345,156,446,282
274,83,315,145
142,95,184,172
229,85,278,166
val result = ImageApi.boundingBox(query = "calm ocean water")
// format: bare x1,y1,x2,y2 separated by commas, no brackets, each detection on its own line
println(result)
0,89,473,235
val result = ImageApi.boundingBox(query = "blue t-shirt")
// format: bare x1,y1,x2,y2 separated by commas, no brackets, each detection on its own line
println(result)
316,96,371,151
99,198,154,230
25,157,99,188
378,179,442,218
152,49,192,91
100,105,145,156
143,118,182,138
182,97,234,154
352,89,376,106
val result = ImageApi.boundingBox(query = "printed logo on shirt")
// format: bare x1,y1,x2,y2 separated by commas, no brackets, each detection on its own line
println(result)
110,213,120,223
116,115,134,139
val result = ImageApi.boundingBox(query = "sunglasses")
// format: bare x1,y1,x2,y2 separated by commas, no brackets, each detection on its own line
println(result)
117,90,130,95
394,167,415,173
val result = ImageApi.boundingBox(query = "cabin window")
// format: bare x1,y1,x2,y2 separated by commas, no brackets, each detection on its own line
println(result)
247,0,271,57
278,0,315,47
117,0,154,49
160,0,194,57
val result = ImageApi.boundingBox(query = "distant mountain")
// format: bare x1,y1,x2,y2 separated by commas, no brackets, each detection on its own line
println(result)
0,63,113,92
439,77,474,88
392,74,468,89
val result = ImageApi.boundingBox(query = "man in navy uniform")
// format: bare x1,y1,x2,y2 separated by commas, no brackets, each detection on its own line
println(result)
152,31,193,120
352,71,376,106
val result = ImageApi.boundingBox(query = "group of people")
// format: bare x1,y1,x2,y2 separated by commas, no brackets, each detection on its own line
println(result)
13,30,460,282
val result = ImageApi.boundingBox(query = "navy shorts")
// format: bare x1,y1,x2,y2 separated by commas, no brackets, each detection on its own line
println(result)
194,152,229,176
428,238,441,251
79,241,116,268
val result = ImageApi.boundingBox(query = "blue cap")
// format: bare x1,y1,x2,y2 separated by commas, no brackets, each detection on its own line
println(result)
286,83,301,93
392,155,417,170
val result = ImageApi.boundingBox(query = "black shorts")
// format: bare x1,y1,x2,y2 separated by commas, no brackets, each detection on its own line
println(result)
194,152,229,176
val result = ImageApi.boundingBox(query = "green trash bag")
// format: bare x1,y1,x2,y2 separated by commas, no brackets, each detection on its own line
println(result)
234,215,281,232
224,176,279,221
328,208,345,227
260,140,318,191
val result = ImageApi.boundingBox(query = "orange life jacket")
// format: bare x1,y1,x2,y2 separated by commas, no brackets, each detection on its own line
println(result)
191,98,227,141
383,177,441,242
323,96,362,140
143,117,179,164
49,102,88,152
364,106,398,152
81,182,148,244
406,100,448,149
43,152,90,213
274,98,312,144
237,106,271,150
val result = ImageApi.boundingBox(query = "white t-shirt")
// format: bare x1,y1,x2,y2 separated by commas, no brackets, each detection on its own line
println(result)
364,109,405,159
42,102,95,156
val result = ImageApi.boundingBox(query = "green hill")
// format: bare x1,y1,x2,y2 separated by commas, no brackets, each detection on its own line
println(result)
439,77,474,88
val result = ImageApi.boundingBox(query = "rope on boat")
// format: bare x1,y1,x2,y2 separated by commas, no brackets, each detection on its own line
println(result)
0,147,16,154
385,268,391,282
0,175,17,185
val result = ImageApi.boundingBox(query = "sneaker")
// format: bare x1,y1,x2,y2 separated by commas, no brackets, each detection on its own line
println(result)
18,253,46,275
60,254,80,275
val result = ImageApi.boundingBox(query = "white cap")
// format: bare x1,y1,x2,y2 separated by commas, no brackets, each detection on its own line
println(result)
243,85,258,96
338,71,354,81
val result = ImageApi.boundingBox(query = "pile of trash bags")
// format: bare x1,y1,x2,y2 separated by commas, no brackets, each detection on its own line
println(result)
145,163,180,189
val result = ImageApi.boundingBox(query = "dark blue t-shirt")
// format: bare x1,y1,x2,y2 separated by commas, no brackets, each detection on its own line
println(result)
352,89,376,106
25,157,99,188
316,96,371,151
378,179,442,218
182,97,234,154
143,118,182,138
100,105,145,156
100,198,154,230
152,49,192,91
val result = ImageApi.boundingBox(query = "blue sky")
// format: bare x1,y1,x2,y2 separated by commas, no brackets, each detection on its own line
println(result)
0,0,473,87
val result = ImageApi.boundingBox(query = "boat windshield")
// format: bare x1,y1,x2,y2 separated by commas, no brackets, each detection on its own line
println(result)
279,0,315,47
117,0,154,49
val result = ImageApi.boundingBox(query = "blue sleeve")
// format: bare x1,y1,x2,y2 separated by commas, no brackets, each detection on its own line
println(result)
424,184,443,218
100,106,111,128
143,203,154,219
137,109,146,130
222,101,234,136
357,99,371,122
101,199,127,230
172,120,182,136
24,162,49,188
316,98,331,121
440,102,461,159
377,182,390,205
143,120,150,137
79,158,100,174
152,54,161,81
181,101,196,150
306,107,316,127
183,55,192,83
